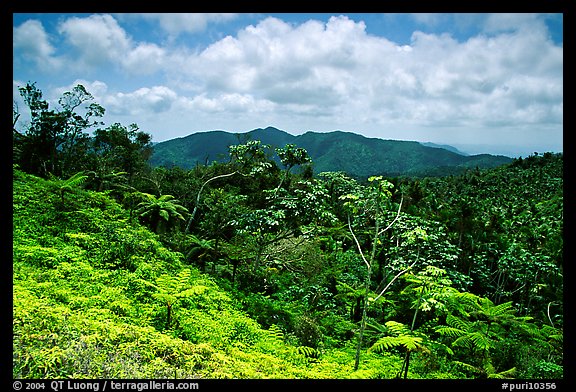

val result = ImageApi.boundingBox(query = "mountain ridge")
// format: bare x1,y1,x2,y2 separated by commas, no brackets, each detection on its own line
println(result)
150,126,513,178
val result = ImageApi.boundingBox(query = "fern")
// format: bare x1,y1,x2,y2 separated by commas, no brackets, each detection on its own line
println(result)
398,335,424,352
384,320,409,335
369,321,429,355
435,326,465,338
143,269,208,328
452,335,475,351
446,292,480,316
63,171,89,188
453,360,483,374
57,171,89,202
296,346,317,358
267,324,285,342
468,332,494,351
446,313,472,331
370,336,403,352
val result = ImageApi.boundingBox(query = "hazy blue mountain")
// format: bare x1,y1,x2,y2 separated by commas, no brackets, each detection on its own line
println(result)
419,142,469,156
150,127,512,178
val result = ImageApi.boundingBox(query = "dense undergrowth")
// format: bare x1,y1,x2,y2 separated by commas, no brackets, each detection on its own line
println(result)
13,168,447,379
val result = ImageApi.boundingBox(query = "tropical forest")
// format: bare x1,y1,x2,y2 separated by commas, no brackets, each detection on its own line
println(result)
12,83,563,380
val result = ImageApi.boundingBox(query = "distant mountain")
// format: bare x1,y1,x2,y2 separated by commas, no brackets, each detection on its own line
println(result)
419,142,469,156
150,127,513,178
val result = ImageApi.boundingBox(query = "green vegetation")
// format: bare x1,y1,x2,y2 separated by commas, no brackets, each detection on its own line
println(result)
13,83,562,380
149,126,512,178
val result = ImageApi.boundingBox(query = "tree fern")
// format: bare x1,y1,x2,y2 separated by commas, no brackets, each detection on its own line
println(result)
55,171,89,202
467,332,494,352
487,365,517,379
445,313,473,331
385,320,410,336
369,321,428,354
445,291,481,316
371,336,403,352
141,269,208,328
435,326,465,338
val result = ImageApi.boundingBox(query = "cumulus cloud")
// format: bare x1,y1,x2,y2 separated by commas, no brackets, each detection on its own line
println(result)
121,43,167,75
103,86,178,116
58,14,132,69
51,79,110,101
178,14,561,132
13,20,61,70
188,93,275,113
188,16,391,104
132,13,238,36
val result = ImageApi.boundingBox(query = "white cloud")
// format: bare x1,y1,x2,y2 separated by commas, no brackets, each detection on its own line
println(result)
58,14,132,69
483,13,546,34
104,86,178,115
121,43,167,75
131,13,238,36
179,14,561,133
13,20,61,70
187,93,275,113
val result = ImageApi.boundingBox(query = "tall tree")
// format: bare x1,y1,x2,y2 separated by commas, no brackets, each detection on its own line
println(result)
92,122,153,185
339,176,409,370
14,82,104,178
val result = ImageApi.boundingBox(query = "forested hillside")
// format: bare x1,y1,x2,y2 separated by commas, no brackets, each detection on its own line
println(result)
12,83,563,380
149,126,512,178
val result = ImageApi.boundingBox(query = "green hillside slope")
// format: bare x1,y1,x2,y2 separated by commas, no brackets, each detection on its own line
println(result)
12,167,410,379
149,127,512,177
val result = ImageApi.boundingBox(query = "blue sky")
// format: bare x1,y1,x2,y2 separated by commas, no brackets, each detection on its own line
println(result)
13,13,563,157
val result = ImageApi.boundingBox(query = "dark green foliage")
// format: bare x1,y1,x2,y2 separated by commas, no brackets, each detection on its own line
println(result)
149,127,512,177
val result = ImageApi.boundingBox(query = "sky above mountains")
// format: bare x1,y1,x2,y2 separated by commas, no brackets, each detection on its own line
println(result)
13,13,563,157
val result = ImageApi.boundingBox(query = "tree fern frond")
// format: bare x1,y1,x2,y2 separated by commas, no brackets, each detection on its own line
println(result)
365,319,388,335
452,335,475,350
397,335,423,351
453,360,483,374
178,285,208,297
435,326,465,338
159,209,170,221
468,332,493,351
446,313,472,330
267,324,284,341
369,336,404,353
296,346,317,358
176,269,192,286
63,171,89,188
385,320,410,336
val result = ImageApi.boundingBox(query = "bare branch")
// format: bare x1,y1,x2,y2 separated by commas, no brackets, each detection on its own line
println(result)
372,249,419,303
347,214,370,270
378,196,404,236
547,301,557,328
185,171,238,233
